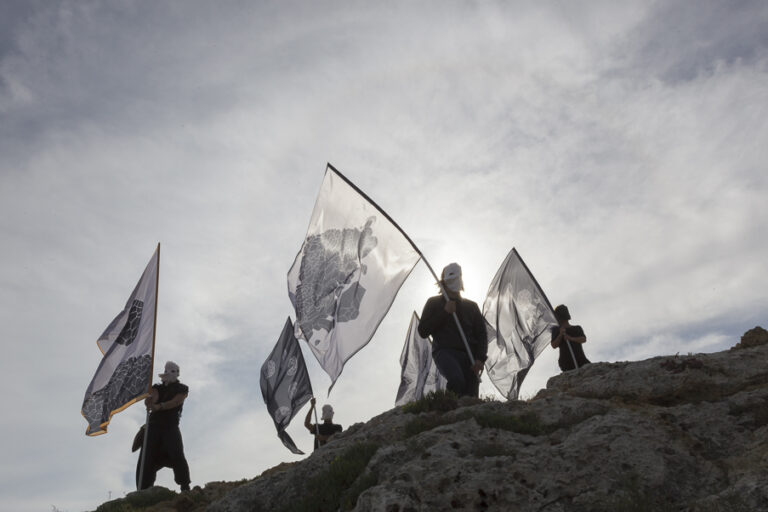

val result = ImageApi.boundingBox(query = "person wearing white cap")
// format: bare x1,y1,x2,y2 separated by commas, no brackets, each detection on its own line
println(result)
304,397,342,450
137,361,191,491
418,263,487,397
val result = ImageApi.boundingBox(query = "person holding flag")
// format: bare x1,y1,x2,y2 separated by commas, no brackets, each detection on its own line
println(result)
137,361,191,491
550,304,591,371
304,397,343,450
418,263,487,397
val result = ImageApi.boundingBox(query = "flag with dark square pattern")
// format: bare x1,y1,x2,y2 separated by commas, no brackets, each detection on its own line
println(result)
81,245,159,436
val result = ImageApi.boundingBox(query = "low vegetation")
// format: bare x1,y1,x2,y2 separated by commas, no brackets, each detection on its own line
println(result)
278,442,380,512
95,487,176,512
401,389,461,414
472,411,552,436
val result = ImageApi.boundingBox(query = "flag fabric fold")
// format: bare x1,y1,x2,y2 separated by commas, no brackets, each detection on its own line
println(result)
287,164,422,391
482,248,557,400
81,246,159,436
260,317,314,455
395,312,446,406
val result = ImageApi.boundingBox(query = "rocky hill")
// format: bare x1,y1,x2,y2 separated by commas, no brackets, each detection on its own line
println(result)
95,327,768,512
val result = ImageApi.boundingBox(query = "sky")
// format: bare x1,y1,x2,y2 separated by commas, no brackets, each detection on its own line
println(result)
1,1,766,510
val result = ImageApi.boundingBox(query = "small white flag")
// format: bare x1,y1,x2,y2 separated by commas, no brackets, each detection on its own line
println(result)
395,312,446,406
81,245,159,436
288,164,421,391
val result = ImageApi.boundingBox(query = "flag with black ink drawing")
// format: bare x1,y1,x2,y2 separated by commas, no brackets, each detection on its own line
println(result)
81,245,159,436
395,312,446,406
260,317,314,455
288,164,421,391
482,248,557,400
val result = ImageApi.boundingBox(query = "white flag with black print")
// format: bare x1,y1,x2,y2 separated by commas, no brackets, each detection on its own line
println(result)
288,164,422,391
395,312,446,406
482,248,557,400
81,245,159,436
260,317,314,455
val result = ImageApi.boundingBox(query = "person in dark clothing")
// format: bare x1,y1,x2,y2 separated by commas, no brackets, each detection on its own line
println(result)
304,397,342,450
418,263,487,397
133,425,172,489
550,304,590,371
137,361,191,491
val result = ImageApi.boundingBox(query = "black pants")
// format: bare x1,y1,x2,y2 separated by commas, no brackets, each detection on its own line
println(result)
433,348,478,397
137,423,190,490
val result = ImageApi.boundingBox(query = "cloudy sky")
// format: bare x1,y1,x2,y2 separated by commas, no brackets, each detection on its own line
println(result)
1,1,766,510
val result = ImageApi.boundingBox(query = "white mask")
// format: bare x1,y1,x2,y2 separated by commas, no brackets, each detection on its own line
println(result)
442,263,463,293
159,361,180,384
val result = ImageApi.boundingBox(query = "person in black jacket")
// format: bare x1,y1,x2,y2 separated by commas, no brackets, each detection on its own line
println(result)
418,263,487,397
550,304,590,371
137,361,191,491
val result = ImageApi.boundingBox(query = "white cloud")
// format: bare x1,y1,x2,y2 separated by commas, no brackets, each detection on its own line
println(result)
1,1,766,510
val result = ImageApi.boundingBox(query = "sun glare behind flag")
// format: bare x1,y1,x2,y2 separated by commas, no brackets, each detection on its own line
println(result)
260,317,314,455
82,245,160,436
395,312,446,406
482,248,557,400
287,164,422,391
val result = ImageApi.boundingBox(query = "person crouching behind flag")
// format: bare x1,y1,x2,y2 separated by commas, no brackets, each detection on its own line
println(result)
418,263,488,397
550,305,591,371
137,361,191,491
304,397,342,450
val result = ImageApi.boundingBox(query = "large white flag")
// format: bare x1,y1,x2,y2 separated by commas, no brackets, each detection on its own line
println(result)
395,312,446,406
483,248,557,400
81,245,159,436
288,164,421,391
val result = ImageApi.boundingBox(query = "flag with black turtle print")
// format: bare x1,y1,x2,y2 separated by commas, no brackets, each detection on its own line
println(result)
260,317,314,455
81,245,159,436
482,248,557,400
288,165,421,391
395,312,446,406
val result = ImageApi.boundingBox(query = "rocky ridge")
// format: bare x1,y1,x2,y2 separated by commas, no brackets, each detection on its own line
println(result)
95,327,768,512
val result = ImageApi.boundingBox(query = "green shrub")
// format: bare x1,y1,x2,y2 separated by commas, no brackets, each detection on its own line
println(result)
473,411,552,436
340,469,379,510
280,442,380,512
403,413,456,438
401,390,460,414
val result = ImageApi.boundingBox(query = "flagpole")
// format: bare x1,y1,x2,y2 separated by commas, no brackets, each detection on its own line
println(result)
138,243,160,490
137,409,151,490
325,163,479,374
566,340,579,370
312,400,321,449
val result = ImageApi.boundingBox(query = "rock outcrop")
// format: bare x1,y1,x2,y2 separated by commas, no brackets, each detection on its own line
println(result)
95,328,768,512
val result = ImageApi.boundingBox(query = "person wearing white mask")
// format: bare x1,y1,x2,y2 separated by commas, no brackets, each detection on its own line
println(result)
137,361,191,491
418,263,487,397
304,397,343,450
